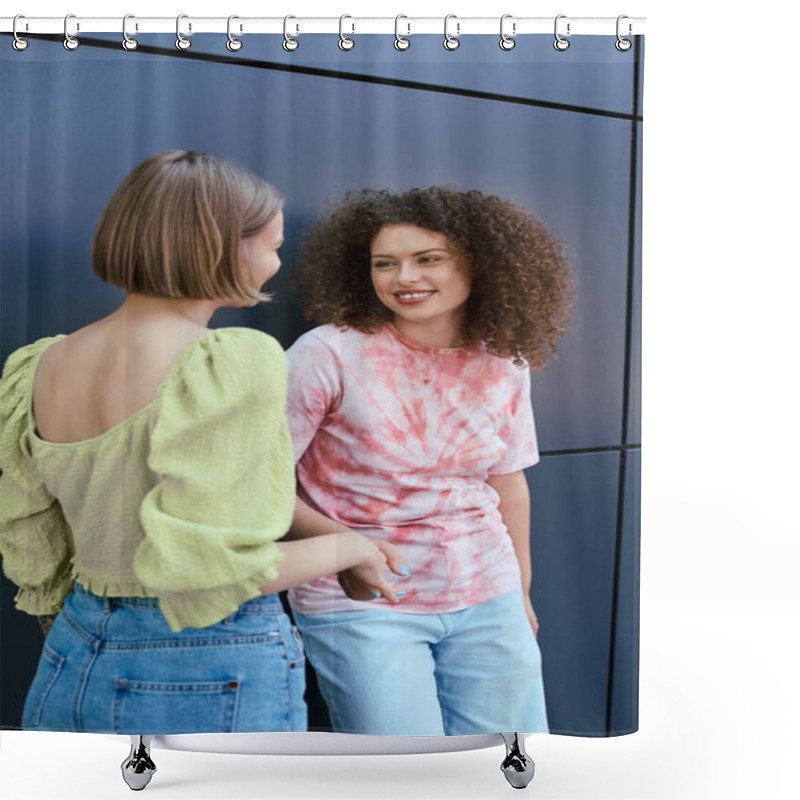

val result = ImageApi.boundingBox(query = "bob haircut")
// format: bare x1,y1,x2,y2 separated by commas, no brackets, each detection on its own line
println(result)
92,150,283,303
292,187,574,370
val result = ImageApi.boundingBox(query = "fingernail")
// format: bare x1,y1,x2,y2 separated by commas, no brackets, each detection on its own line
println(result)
397,566,410,576
369,590,381,599
396,591,406,597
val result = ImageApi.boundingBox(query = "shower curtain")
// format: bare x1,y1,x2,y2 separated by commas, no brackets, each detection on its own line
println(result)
0,26,642,738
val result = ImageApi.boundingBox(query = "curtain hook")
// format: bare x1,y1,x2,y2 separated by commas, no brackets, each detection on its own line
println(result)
499,14,515,51
12,14,28,51
122,14,138,51
227,15,243,51
63,13,79,51
339,14,355,50
615,14,632,51
176,14,191,50
443,14,460,51
283,15,299,51
394,15,410,50
554,14,570,51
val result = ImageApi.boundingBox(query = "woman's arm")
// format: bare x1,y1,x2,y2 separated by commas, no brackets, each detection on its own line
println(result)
487,470,540,636
283,496,349,540
260,531,402,602
282,497,409,598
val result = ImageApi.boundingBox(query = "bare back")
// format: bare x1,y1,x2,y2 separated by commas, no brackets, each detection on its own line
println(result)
32,305,213,444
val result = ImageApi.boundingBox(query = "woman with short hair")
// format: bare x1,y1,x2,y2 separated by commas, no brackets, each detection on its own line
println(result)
0,150,396,734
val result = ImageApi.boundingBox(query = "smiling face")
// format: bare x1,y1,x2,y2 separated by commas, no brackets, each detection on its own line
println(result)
238,210,284,297
370,224,472,347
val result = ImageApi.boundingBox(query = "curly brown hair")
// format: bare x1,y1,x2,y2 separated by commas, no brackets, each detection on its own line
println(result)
291,187,574,370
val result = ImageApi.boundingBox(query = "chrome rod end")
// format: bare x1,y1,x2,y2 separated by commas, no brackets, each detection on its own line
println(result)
499,733,535,789
121,736,157,791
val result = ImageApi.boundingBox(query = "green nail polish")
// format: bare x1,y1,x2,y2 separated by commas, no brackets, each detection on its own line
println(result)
369,590,381,598
398,566,410,576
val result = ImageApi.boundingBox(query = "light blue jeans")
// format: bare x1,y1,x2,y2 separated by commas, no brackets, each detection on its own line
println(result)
294,588,548,735
22,583,307,733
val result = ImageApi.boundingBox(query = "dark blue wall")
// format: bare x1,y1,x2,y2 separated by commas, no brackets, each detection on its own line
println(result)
0,33,642,735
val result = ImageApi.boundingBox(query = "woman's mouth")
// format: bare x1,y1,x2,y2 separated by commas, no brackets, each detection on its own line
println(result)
393,290,437,304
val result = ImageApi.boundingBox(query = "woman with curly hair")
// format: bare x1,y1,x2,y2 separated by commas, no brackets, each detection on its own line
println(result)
285,187,574,736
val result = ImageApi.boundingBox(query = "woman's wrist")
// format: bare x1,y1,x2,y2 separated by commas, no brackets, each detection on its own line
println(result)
337,530,376,568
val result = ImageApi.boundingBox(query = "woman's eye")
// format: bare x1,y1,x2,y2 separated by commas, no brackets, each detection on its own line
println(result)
372,261,394,269
419,257,440,264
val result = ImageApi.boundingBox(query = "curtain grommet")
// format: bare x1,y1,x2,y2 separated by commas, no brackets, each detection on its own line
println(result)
176,14,191,50
283,15,299,51
338,15,355,51
12,15,28,51
394,15,410,50
554,14,570,51
226,15,243,52
63,13,79,51
615,15,632,51
499,14,516,51
122,14,139,51
443,14,460,51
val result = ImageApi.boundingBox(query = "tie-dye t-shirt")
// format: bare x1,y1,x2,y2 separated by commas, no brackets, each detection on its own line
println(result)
285,323,538,615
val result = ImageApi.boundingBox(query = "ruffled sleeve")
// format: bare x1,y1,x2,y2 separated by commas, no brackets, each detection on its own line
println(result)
0,337,74,615
136,328,295,632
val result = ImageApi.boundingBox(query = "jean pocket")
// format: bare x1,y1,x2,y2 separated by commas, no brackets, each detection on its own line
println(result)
22,642,66,728
113,678,240,734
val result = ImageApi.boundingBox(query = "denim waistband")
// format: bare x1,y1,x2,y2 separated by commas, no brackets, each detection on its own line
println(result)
72,582,284,614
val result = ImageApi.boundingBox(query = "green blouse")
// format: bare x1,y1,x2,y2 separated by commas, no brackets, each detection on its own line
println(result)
0,328,295,632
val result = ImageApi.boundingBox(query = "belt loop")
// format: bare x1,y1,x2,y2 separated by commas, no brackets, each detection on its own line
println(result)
103,596,113,613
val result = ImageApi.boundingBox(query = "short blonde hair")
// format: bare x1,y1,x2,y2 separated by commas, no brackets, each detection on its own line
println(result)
92,150,282,302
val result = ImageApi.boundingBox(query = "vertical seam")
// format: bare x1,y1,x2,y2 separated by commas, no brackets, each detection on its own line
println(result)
73,607,111,732
605,34,642,736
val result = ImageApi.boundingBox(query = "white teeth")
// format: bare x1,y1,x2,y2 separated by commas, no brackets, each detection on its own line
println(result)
396,291,435,299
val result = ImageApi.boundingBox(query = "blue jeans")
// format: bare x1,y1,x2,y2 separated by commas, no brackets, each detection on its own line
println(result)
22,583,307,733
294,588,548,735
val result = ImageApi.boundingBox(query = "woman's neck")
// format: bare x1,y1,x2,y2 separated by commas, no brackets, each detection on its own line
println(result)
391,314,465,349
115,293,225,328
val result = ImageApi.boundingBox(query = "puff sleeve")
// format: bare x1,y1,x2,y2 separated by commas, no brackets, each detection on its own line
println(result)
136,329,295,632
0,337,74,615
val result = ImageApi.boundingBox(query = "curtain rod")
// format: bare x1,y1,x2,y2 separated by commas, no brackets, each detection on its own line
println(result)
1,16,646,37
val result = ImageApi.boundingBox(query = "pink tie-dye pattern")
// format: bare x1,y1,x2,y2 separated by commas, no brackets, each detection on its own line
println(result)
286,324,538,615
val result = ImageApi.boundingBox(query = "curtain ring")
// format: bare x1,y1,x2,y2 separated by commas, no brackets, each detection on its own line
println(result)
122,14,138,51
227,15,243,51
499,14,515,51
615,14,632,51
554,14,570,51
443,14,460,51
394,15,410,50
12,15,28,51
63,13,79,51
339,15,355,50
176,14,191,50
283,15,299,51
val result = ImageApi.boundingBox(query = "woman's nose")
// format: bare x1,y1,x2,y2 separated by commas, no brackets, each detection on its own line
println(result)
397,261,421,283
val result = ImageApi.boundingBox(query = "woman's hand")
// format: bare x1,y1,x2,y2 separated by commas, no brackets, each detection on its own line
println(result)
338,538,409,604
523,593,540,637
